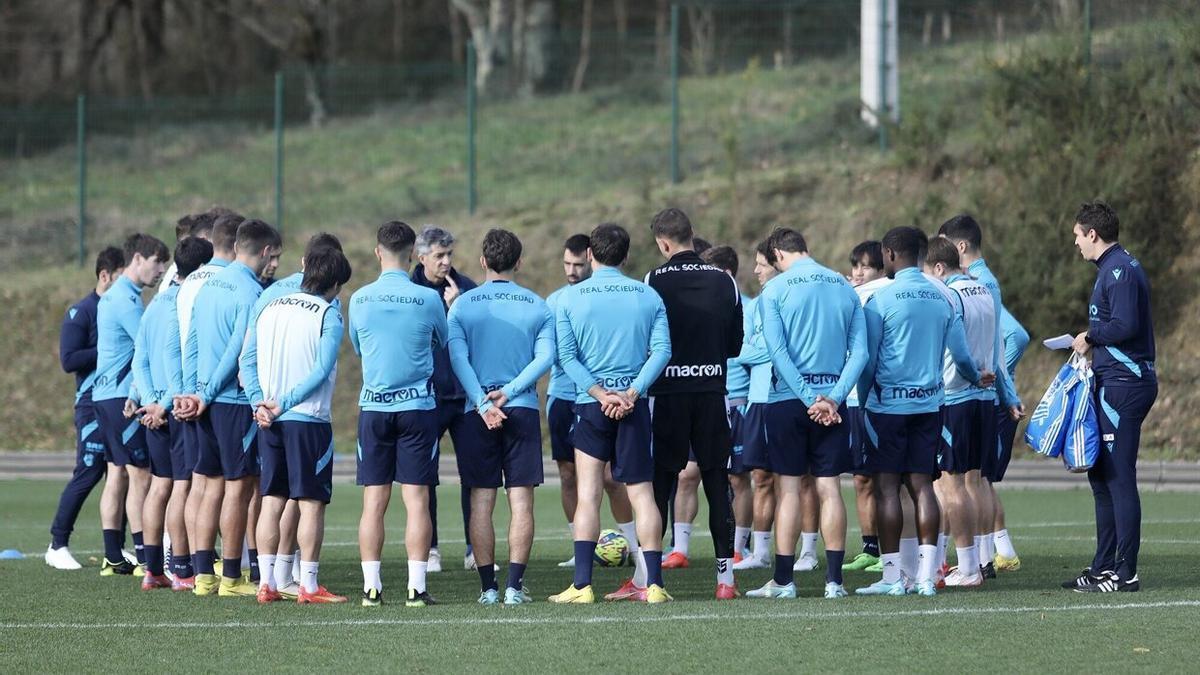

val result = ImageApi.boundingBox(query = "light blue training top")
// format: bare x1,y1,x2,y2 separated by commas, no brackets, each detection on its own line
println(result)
94,275,145,402
184,261,264,406
131,283,179,409
544,284,578,402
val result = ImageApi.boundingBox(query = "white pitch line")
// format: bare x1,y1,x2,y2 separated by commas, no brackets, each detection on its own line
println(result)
2,600,1198,631
1018,536,1196,545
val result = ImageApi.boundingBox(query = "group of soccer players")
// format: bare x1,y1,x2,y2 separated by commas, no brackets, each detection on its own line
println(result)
46,200,1150,606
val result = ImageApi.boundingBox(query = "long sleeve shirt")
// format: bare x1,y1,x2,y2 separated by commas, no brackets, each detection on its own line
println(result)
184,261,264,406
1086,245,1156,386
94,276,146,403
60,291,101,408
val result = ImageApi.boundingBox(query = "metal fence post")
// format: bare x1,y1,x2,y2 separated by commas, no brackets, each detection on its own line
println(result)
274,71,284,233
467,42,478,215
878,0,889,152
77,94,86,267
670,2,681,184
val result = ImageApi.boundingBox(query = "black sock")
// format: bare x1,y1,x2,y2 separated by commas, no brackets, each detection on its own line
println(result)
102,529,123,563
573,541,596,589
826,550,845,585
506,562,527,591
248,548,259,583
774,555,795,586
862,535,880,557
194,550,215,575
478,562,497,592
222,557,241,580
145,545,164,576
131,531,145,564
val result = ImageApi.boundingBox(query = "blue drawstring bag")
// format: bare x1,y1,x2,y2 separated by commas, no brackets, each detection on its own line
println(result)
1061,359,1100,473
1024,354,1085,458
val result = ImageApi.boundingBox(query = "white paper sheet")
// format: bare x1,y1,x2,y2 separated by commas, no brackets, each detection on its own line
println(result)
1042,334,1075,350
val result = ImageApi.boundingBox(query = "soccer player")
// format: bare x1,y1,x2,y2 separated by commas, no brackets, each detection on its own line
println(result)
744,227,866,600
549,223,672,604
842,241,892,573
447,229,554,605
243,245,352,604
177,218,282,597
922,237,999,588
93,234,168,576
45,247,125,570
700,246,753,562
645,209,743,600
855,227,992,598
131,236,213,589
936,215,1024,579
171,211,238,590
1065,201,1156,593
411,224,477,572
156,213,214,294
352,221,446,608
991,305,1030,570
546,235,637,571
732,240,779,572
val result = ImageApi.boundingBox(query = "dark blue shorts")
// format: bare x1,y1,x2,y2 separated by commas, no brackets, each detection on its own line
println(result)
574,400,653,484
357,409,440,486
178,420,202,477
847,405,871,476
990,403,1017,482
939,399,996,474
764,399,851,477
547,397,577,463
145,424,174,479
95,399,148,468
741,403,771,472
863,410,940,475
259,421,335,503
74,405,108,472
201,402,259,480
456,407,544,489
728,405,747,475
167,418,190,481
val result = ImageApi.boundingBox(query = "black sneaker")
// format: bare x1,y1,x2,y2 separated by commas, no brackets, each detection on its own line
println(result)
406,588,437,607
1062,567,1102,589
980,562,997,580
100,557,135,576
1075,571,1139,593
362,588,382,607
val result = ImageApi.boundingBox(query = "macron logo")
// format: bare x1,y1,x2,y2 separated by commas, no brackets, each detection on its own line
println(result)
1113,269,1123,281
664,364,724,378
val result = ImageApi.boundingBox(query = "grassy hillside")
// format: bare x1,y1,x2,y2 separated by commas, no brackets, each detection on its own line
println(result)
2,14,1197,457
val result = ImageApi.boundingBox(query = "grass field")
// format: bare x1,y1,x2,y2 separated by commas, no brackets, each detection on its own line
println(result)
1,479,1196,672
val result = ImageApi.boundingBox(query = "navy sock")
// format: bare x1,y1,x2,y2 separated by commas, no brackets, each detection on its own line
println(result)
145,545,164,576
131,531,145,565
428,487,439,548
826,550,845,585
863,536,880,557
506,562,527,591
478,561,497,592
51,533,69,549
173,552,194,578
774,555,795,586
194,550,215,575
248,548,260,583
222,557,241,580
644,550,664,587
573,541,596,589
102,529,123,563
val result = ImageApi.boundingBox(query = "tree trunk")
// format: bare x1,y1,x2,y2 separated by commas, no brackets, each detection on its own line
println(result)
655,0,668,70
521,0,554,95
572,0,593,93
685,6,715,75
303,65,328,127
451,0,514,95
393,0,406,58
923,10,933,46
941,11,952,42
449,0,464,65
614,0,628,52
512,0,526,91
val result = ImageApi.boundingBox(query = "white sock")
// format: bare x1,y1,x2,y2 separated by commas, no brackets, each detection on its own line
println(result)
734,526,751,554
361,560,382,592
881,552,902,584
980,531,995,564
240,537,250,569
994,529,1017,558
300,560,319,593
716,558,734,585
258,553,277,590
936,533,948,570
275,554,294,590
917,545,936,584
292,549,301,583
956,546,978,576
673,523,692,557
617,521,646,587
900,537,919,579
752,531,771,560
407,560,428,593
799,532,818,559
567,521,575,540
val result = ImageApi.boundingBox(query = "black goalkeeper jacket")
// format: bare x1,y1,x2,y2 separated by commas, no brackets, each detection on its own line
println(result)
646,250,743,396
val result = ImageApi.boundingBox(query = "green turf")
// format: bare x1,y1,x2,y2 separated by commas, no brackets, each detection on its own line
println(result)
0,480,1196,672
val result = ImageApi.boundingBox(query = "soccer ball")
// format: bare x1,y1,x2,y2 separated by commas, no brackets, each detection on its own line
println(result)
593,529,630,567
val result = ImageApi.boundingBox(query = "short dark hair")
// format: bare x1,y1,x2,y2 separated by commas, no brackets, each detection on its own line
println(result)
1075,201,1119,242
175,214,196,241
564,234,590,256
881,226,926,264
755,239,777,266
123,233,169,263
378,220,416,255
701,245,738,275
305,232,343,255
850,240,884,270
235,219,282,254
650,208,694,244
188,211,217,238
589,222,630,266
937,214,983,252
211,213,244,253
302,247,353,295
94,246,125,278
924,236,961,270
174,237,214,279
693,237,712,255
767,227,808,254
482,229,522,273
